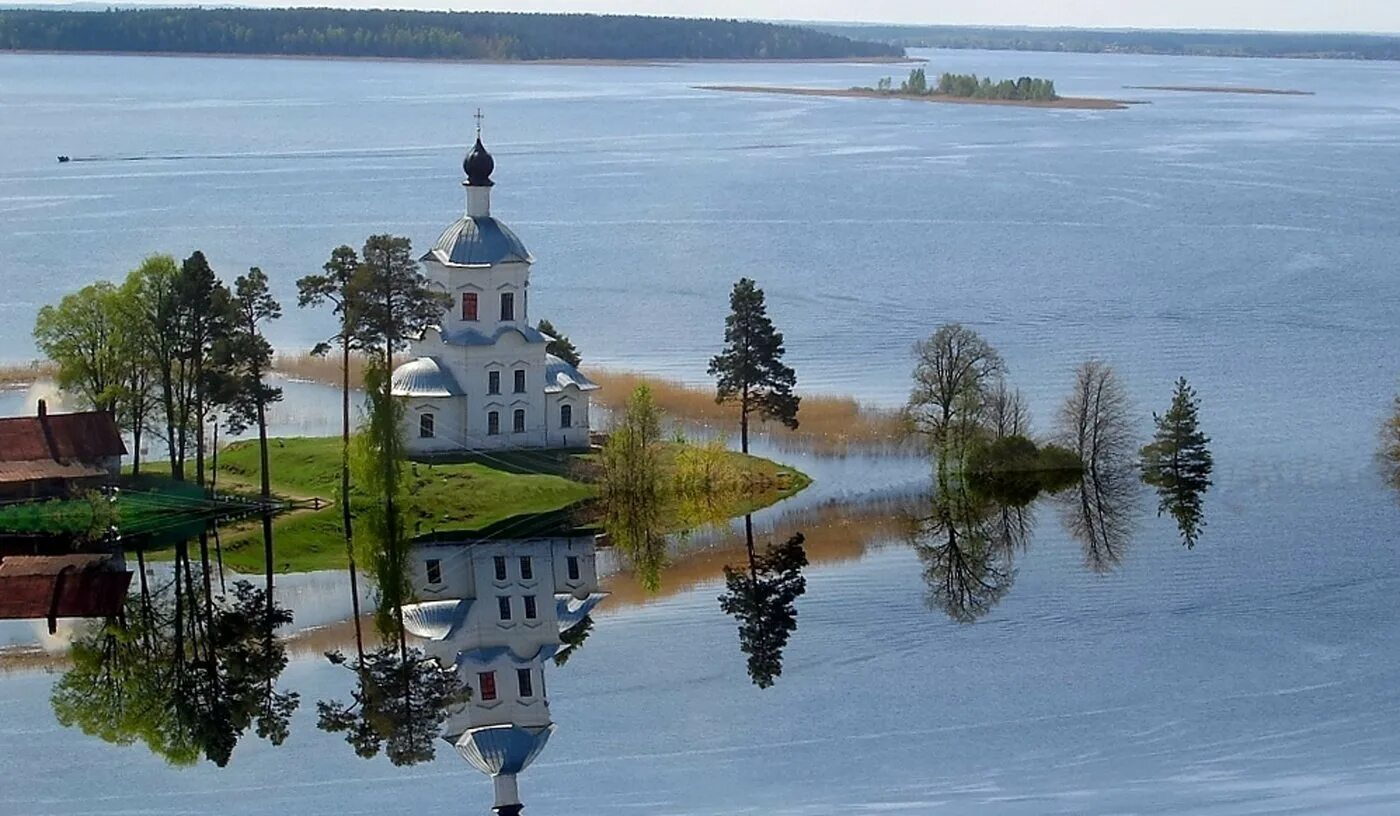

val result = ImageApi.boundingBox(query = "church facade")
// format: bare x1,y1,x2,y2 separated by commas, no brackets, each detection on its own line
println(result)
393,131,598,455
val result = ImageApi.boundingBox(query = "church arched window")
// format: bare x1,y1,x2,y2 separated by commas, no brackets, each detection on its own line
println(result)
560,403,573,429
419,412,435,438
513,409,526,434
488,411,500,436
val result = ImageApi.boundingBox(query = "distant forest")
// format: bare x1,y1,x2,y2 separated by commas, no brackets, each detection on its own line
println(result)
0,8,903,61
813,24,1400,61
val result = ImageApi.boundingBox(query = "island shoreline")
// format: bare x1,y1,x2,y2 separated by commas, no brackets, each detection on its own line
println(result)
698,84,1140,110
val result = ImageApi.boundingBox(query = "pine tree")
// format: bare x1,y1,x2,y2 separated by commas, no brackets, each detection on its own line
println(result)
1141,378,1212,482
537,318,581,367
708,278,799,453
1141,378,1213,548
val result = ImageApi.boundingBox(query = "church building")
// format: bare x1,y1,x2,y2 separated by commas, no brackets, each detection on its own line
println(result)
393,125,598,455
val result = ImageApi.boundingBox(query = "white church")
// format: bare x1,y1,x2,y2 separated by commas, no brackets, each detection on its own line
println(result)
393,125,598,455
401,524,607,815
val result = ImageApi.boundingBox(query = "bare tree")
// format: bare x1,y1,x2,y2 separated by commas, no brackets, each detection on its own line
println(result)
984,377,1030,440
907,323,1005,461
1057,360,1134,473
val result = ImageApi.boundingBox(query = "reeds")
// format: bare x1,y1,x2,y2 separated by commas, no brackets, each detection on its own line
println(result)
589,370,909,454
0,360,55,388
273,350,367,388
270,349,909,455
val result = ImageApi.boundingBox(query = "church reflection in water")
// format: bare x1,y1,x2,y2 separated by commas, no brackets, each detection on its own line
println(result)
401,521,607,815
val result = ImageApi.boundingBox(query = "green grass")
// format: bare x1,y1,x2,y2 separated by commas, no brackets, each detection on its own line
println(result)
136,436,808,574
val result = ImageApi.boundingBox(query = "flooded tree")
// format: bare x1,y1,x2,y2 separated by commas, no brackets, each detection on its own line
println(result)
316,645,468,766
1057,359,1135,472
718,515,808,688
907,323,1006,465
984,377,1031,440
708,277,800,453
600,385,668,590
1141,378,1213,548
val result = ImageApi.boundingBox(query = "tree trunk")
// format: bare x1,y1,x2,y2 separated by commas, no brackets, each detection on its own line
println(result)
162,374,180,480
131,420,142,476
740,384,750,454
342,338,365,661
195,353,205,489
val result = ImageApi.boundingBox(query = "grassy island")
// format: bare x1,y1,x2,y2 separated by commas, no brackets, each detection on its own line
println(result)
142,436,809,573
701,67,1135,110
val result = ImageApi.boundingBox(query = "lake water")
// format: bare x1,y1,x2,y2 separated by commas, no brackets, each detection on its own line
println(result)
4,47,1400,813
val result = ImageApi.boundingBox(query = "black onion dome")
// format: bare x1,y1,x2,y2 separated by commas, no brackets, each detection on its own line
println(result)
464,136,495,186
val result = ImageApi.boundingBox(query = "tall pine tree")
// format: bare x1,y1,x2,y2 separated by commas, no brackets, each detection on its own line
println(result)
708,278,799,453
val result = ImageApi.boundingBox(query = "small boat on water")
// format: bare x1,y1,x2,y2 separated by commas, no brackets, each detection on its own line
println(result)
56,155,70,163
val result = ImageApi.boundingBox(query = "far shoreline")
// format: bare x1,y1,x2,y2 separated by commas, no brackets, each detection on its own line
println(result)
0,48,921,68
699,84,1140,111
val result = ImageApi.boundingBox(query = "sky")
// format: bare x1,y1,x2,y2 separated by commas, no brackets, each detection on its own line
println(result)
24,1,1400,34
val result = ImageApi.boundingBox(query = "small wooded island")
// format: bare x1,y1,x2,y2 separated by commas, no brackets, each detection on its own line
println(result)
704,68,1136,110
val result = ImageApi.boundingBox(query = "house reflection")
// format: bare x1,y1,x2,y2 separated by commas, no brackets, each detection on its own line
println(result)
402,518,607,815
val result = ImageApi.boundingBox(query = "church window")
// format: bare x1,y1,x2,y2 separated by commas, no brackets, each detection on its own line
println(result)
567,556,580,581
493,555,507,581
513,369,526,393
517,668,534,697
426,559,442,584
500,292,515,321
560,404,573,429
461,292,478,321
488,370,500,395
478,672,497,702
497,595,512,621
519,557,533,580
488,411,500,435
419,412,435,438
524,595,538,619
513,409,526,433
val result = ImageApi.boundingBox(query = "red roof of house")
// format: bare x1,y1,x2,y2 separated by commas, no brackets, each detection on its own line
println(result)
0,554,131,621
0,408,126,464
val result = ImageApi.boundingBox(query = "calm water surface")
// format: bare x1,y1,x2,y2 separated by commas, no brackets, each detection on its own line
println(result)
3,48,1400,814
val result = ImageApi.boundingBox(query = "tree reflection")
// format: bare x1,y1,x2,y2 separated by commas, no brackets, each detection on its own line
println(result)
316,645,469,766
907,475,1018,623
50,532,298,767
1060,467,1138,573
718,514,808,688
